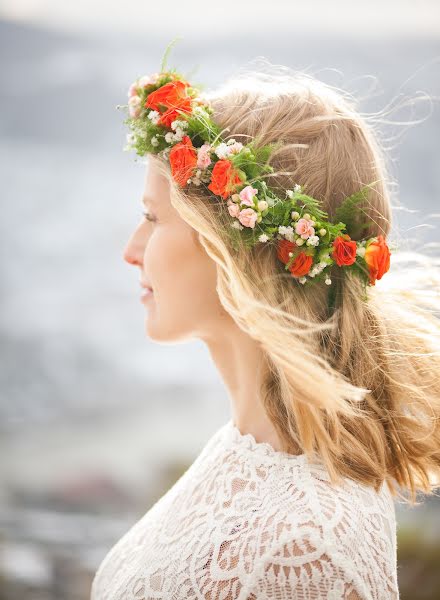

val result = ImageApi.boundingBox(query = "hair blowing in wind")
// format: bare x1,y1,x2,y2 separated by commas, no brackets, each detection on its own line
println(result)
151,59,440,505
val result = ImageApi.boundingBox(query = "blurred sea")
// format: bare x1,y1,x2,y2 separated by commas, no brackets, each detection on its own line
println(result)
0,18,439,599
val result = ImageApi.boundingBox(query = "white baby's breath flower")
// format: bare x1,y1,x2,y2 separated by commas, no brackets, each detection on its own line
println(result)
294,183,302,193
325,277,332,285
356,246,366,257
258,233,269,242
231,220,244,230
299,276,307,284
193,106,209,117
126,133,136,144
170,119,188,131
228,142,244,154
147,110,160,125
151,136,159,147
173,127,184,141
215,143,230,159
286,190,294,199
227,138,237,145
278,225,294,242
306,235,320,247
165,131,175,144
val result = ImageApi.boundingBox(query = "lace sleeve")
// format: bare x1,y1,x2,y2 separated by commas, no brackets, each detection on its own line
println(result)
246,529,367,600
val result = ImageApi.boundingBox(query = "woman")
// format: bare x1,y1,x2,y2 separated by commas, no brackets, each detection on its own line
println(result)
90,54,440,599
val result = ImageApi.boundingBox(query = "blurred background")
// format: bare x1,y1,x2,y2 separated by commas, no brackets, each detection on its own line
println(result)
0,1,439,598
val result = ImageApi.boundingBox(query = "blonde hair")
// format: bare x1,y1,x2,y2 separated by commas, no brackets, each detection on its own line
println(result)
150,61,440,506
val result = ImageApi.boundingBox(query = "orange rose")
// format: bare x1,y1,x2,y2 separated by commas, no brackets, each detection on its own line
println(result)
207,159,243,199
144,80,192,128
168,136,197,187
332,234,357,267
364,234,391,285
277,239,313,278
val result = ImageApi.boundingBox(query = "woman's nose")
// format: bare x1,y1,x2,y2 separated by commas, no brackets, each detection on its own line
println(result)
122,230,143,266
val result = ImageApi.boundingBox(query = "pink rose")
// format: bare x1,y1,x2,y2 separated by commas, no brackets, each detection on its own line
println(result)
295,218,315,239
239,185,258,207
238,208,258,228
138,73,160,87
128,95,142,118
197,144,212,169
127,83,138,97
228,202,240,218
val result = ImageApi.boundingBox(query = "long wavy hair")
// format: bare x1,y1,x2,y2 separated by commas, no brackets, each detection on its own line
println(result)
148,61,440,505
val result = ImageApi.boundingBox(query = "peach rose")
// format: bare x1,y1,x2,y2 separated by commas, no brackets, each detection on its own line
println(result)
364,234,391,285
277,239,313,277
144,80,193,128
332,234,357,267
168,135,197,187
207,159,243,199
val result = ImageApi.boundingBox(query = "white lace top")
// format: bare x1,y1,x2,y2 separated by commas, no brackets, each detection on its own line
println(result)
90,418,399,599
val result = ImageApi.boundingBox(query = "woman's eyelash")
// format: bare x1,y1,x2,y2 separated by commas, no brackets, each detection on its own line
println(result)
142,210,155,222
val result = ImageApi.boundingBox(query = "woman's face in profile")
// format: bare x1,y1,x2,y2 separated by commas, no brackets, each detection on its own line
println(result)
122,160,226,344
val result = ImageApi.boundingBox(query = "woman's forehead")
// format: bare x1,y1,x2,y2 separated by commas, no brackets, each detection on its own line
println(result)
144,161,170,200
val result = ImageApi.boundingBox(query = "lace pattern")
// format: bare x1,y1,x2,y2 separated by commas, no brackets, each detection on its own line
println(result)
90,419,399,599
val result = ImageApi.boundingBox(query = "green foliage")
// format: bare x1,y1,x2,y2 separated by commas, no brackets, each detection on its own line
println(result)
334,181,380,238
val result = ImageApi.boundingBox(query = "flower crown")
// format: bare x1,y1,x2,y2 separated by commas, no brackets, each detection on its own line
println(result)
117,45,393,291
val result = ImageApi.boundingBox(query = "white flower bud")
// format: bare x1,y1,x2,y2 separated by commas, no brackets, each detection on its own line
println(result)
258,200,268,211
303,213,311,220
319,228,327,236
296,238,305,246
291,211,300,220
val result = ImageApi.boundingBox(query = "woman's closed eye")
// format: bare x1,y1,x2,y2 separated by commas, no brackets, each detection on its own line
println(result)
142,210,156,223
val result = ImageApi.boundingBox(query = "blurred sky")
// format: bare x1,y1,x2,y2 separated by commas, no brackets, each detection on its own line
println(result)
1,0,440,38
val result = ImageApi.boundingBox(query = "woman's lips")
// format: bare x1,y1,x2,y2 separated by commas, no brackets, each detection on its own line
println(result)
140,287,154,303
